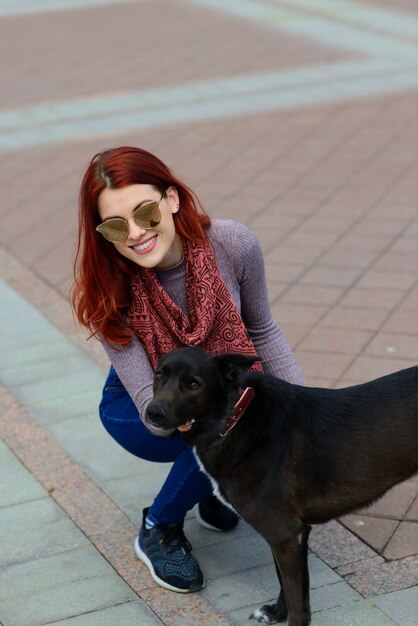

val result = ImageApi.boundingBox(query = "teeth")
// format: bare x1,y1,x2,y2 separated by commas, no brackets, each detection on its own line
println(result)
134,237,155,251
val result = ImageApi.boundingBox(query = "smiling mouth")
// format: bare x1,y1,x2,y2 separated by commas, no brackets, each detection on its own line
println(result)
132,235,157,252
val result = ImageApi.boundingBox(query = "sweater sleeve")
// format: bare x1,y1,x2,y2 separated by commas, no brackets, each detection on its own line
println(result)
230,223,306,385
101,335,175,437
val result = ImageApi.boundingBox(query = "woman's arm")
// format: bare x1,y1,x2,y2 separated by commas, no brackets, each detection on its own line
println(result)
101,336,175,436
233,224,306,385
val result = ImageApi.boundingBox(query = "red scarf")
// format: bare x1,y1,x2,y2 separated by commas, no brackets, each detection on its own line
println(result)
128,238,262,371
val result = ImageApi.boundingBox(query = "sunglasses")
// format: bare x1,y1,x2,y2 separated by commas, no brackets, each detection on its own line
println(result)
96,193,164,243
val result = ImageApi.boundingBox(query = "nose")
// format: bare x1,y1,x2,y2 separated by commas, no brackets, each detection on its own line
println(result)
146,404,166,424
127,218,147,241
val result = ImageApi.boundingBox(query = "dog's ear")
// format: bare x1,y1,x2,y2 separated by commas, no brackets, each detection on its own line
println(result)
212,353,258,384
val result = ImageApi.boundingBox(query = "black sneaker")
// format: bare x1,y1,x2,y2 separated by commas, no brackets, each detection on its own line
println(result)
196,494,240,532
135,508,204,593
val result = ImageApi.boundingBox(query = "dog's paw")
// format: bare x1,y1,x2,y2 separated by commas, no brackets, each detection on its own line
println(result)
249,604,286,624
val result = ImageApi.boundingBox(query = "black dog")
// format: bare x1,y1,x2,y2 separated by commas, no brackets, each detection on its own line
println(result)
146,347,418,626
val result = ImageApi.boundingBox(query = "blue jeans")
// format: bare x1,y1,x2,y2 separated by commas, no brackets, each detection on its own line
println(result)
99,366,212,525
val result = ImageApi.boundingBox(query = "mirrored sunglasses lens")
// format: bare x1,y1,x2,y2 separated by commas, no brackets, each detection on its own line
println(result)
134,202,161,229
97,219,128,242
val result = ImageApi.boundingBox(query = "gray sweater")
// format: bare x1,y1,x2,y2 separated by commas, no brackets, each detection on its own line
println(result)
102,219,305,435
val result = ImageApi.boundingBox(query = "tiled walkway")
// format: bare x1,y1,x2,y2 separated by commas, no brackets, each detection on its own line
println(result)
0,1,417,624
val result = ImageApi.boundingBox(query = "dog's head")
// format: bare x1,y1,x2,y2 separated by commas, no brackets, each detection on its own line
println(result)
145,347,257,442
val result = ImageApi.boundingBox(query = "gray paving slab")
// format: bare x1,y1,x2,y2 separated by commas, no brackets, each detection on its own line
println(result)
0,545,122,601
309,600,398,625
101,462,172,522
0,436,147,626
308,554,342,588
195,529,272,579
30,388,103,426
203,562,278,613
310,579,362,612
202,552,347,614
0,352,101,390
372,587,418,626
44,601,165,626
0,498,89,567
0,278,104,427
231,599,399,626
0,336,80,370
47,413,144,481
0,544,138,626
0,573,136,626
0,439,45,507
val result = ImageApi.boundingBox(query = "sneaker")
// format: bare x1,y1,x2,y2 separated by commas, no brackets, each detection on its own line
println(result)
135,508,204,593
196,494,240,532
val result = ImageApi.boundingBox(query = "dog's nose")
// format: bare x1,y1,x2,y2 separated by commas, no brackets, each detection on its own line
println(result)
146,404,166,423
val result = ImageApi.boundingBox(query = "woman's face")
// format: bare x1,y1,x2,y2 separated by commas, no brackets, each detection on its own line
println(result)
97,184,183,269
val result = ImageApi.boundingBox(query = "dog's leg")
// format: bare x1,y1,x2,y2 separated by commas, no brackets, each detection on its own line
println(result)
250,551,288,624
251,528,311,626
272,553,288,621
299,525,311,619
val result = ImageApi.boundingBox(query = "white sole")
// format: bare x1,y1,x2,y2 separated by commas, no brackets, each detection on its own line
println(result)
134,536,204,593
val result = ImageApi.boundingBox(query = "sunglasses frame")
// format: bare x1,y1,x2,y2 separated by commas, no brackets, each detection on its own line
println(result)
96,192,164,243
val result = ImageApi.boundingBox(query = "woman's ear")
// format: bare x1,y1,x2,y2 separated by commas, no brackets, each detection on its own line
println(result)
165,186,180,214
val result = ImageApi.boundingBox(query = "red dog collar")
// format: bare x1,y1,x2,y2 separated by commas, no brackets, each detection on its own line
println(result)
221,387,255,437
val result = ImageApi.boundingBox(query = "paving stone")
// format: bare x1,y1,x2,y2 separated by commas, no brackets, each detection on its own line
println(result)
310,520,376,568
373,587,418,626
194,530,272,579
365,332,418,360
342,555,418,597
310,579,361,612
203,553,341,614
8,368,102,406
0,498,89,567
0,352,101,390
44,601,165,626
0,439,45,507
356,481,418,519
383,521,418,560
0,337,80,371
0,544,131,601
0,567,136,626
309,599,397,625
47,413,143,481
228,599,397,626
102,462,172,519
308,554,342,589
298,326,372,354
340,514,398,553
30,388,102,425
202,562,278,612
405,494,418,521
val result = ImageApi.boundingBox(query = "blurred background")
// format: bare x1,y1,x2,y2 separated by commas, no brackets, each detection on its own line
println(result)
1,0,417,388
1,0,417,390
0,3,417,621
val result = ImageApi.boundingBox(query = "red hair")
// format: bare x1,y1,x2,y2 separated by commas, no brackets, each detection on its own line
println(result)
71,146,210,345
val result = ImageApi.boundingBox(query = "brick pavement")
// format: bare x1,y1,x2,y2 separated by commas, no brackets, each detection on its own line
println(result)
0,1,417,625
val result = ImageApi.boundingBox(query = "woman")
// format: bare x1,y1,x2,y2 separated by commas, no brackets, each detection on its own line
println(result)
71,146,305,594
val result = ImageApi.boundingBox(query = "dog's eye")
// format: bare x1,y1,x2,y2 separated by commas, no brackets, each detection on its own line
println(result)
154,371,162,381
189,380,200,391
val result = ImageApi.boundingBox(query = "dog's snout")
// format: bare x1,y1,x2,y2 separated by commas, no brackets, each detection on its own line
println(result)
146,404,166,423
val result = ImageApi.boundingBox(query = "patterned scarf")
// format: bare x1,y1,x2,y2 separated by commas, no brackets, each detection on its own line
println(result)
128,238,262,371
